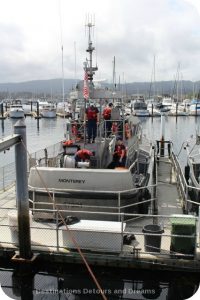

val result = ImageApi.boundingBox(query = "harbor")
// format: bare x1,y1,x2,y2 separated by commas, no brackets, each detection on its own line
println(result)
0,121,199,266
0,115,200,299
0,10,200,299
0,116,200,293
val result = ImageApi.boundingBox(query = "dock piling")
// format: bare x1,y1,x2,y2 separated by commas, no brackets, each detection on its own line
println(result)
14,120,32,260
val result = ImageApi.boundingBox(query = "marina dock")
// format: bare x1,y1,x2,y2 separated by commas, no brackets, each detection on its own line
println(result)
0,141,199,273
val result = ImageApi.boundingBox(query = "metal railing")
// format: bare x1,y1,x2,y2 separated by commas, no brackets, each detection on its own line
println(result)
0,162,16,191
0,207,198,261
156,140,200,214
0,141,63,190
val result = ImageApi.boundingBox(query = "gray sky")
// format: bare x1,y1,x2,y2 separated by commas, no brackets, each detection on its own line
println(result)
0,0,200,83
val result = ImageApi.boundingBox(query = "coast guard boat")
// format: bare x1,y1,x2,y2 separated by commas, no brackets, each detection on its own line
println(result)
28,23,153,221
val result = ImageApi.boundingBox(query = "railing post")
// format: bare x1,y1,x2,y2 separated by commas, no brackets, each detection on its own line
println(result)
44,148,48,166
121,213,124,252
14,119,32,259
2,166,5,191
152,147,158,221
185,184,188,213
118,193,121,221
56,210,59,252
198,206,200,247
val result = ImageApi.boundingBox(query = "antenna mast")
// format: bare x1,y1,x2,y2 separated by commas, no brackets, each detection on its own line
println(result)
84,15,98,86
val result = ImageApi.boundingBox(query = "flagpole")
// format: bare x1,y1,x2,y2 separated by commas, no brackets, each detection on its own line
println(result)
84,97,87,147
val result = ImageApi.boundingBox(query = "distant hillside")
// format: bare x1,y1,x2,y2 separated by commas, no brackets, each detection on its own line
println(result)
0,79,79,97
124,80,200,97
0,78,199,98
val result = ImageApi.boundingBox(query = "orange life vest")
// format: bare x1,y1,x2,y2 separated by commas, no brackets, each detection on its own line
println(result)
125,123,131,139
86,107,98,120
72,123,78,136
115,144,126,158
103,107,112,120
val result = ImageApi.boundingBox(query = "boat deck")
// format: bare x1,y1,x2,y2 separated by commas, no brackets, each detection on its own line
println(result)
157,157,183,216
0,155,200,272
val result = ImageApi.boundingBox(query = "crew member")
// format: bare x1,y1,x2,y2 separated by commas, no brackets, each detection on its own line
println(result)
74,148,94,163
84,104,99,143
113,137,127,167
102,102,113,136
125,120,131,139
71,121,78,140
111,121,118,135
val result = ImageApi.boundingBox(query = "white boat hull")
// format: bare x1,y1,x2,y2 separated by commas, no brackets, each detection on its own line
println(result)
28,166,149,220
40,110,56,118
9,110,24,118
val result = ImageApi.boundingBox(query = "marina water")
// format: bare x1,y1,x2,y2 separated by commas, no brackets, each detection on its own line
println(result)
0,115,199,299
0,116,199,167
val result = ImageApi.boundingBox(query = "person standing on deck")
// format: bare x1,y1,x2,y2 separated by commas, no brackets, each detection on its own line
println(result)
84,104,99,143
102,102,113,137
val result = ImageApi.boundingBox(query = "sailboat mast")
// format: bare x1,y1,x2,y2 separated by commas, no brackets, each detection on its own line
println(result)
113,56,116,90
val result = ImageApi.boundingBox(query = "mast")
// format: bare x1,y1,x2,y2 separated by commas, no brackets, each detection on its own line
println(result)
84,20,98,96
113,56,116,91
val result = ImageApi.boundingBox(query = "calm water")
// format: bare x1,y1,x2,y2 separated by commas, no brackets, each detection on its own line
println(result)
0,117,66,167
0,264,199,300
0,115,200,299
1,115,200,167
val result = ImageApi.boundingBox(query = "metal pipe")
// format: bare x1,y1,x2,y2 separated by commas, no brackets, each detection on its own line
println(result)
198,206,200,247
14,119,32,259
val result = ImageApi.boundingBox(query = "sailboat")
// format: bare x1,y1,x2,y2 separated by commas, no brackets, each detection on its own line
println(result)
28,23,153,221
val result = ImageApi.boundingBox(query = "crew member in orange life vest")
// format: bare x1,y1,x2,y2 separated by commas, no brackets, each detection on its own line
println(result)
113,136,127,167
74,148,94,163
102,102,113,136
84,104,99,143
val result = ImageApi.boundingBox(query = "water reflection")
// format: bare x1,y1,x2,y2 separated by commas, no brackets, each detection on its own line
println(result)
0,265,199,299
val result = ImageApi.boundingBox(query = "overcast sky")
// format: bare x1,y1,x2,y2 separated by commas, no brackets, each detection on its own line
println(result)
0,0,200,83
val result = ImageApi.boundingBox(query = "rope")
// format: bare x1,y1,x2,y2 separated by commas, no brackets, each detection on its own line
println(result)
22,139,107,300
